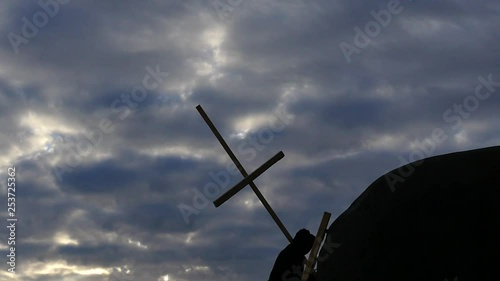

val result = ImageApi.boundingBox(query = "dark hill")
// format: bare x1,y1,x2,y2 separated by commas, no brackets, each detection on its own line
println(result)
317,146,500,281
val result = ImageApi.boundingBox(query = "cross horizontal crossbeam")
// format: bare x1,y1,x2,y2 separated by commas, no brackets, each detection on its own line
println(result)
214,151,284,207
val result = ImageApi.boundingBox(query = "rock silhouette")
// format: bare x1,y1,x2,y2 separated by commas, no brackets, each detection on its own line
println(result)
317,146,500,281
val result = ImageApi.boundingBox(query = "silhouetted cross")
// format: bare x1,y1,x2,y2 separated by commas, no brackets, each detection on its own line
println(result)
196,104,293,243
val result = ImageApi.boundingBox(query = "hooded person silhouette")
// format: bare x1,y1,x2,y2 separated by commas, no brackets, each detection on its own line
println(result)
269,228,317,281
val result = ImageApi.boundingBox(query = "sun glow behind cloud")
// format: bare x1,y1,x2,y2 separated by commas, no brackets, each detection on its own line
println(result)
0,111,80,168
231,113,275,136
21,261,109,277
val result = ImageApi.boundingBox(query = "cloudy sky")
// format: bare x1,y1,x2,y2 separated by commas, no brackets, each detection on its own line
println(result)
0,0,499,280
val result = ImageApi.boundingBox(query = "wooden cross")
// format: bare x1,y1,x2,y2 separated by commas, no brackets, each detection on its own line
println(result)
196,105,293,243
197,105,332,278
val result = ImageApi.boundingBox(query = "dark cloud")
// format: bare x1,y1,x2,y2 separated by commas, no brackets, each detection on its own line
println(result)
0,0,499,280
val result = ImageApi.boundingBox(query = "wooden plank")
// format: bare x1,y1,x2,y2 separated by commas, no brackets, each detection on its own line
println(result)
196,105,246,173
301,212,331,281
196,105,293,242
213,151,284,207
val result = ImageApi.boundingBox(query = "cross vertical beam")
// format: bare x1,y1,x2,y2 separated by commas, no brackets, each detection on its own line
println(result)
301,212,331,281
196,105,293,243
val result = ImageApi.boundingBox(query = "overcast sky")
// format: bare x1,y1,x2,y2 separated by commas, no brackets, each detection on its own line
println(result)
0,0,499,280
